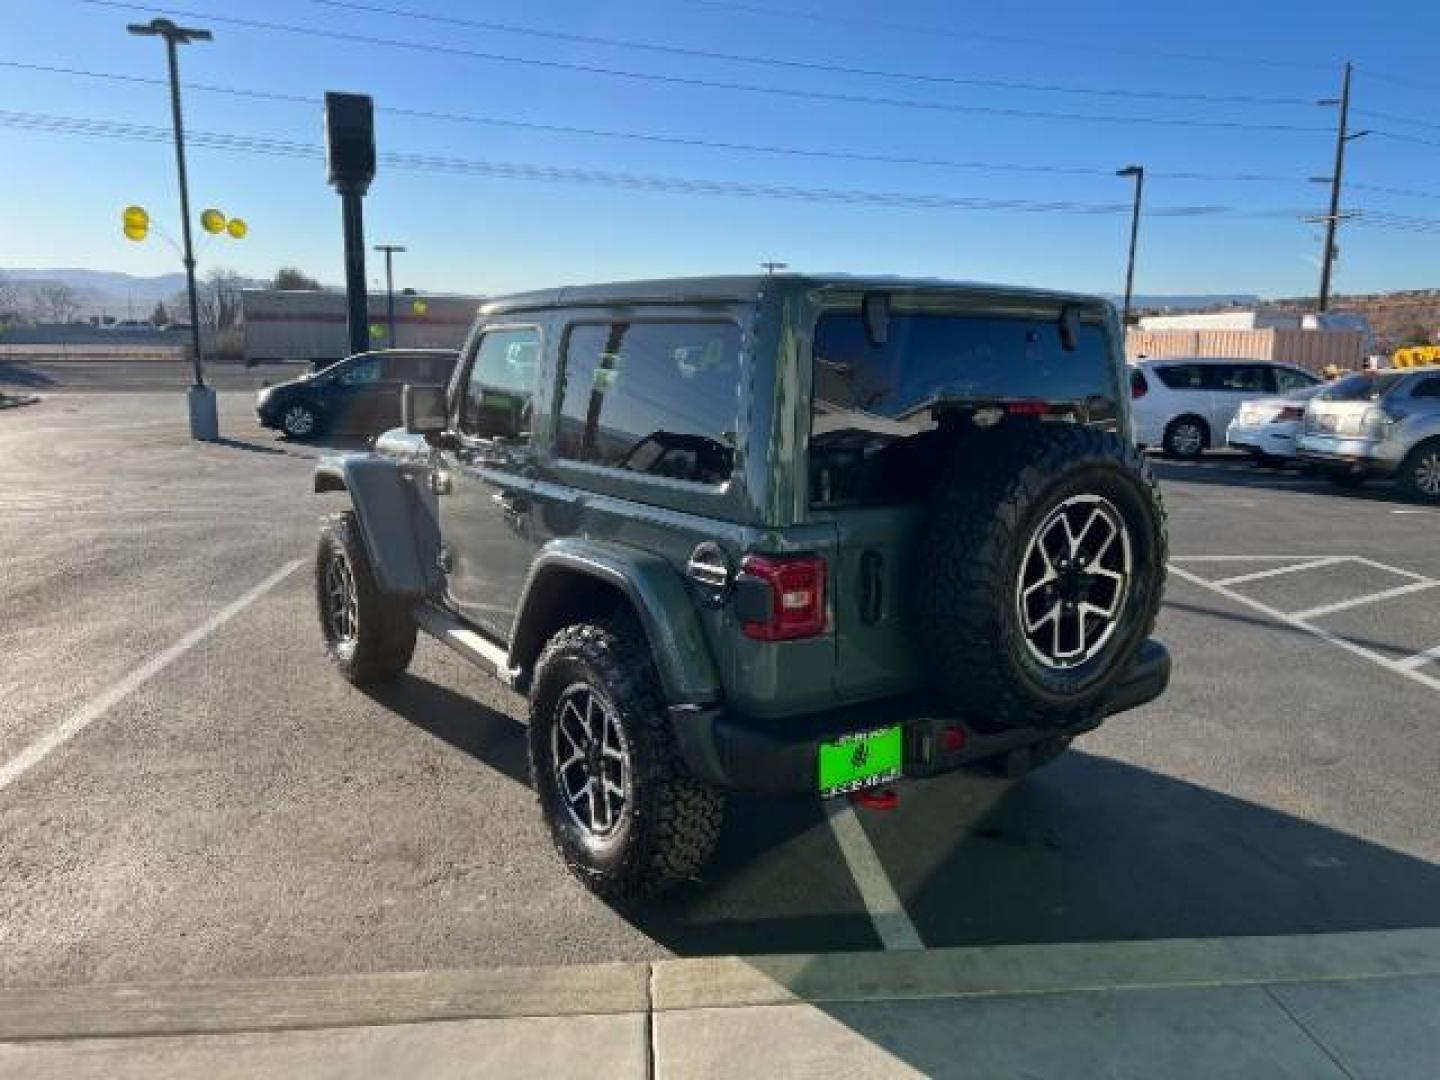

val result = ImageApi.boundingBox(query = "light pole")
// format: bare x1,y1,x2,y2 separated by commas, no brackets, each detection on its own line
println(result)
760,261,788,276
374,244,406,348
1116,165,1144,330
127,17,216,440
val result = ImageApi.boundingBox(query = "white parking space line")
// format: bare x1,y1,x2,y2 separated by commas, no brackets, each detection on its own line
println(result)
1170,554,1348,562
1349,557,1436,584
1290,580,1440,621
825,800,923,951
1212,557,1347,587
0,559,304,794
1397,642,1440,672
1169,564,1440,695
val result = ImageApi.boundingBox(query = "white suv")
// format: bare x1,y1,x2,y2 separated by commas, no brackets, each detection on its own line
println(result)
1129,357,1321,459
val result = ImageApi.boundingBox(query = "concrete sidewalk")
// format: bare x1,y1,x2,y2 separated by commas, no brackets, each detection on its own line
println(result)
3,929,1439,1078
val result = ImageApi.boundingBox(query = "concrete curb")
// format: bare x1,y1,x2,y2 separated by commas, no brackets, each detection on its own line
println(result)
2,929,1437,1043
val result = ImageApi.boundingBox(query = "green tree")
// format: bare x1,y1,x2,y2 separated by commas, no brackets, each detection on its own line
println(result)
271,266,322,290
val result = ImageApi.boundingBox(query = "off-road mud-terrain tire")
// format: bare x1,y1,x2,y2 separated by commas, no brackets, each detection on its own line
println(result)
528,620,725,902
316,511,417,684
916,425,1167,732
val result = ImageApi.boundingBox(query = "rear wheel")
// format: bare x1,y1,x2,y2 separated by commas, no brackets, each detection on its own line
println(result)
1162,416,1208,460
528,620,725,902
1399,441,1440,504
316,512,416,684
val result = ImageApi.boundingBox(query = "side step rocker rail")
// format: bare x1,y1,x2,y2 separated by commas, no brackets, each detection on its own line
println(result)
413,602,517,687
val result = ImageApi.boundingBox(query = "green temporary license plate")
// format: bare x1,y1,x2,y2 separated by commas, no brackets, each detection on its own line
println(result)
818,726,903,796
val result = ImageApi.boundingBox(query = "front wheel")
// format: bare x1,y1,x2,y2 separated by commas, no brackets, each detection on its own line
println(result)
282,402,321,439
1399,442,1440,504
528,620,725,902
316,512,417,684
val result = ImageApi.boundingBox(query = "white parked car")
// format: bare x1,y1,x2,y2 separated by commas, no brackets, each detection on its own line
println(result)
1226,384,1325,465
1129,358,1322,459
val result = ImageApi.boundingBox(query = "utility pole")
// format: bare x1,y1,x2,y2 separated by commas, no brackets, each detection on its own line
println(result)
760,261,788,276
1312,62,1369,313
1116,165,1145,329
374,244,406,348
126,17,217,440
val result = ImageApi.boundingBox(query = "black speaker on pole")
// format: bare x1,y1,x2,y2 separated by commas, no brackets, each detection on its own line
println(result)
324,92,375,355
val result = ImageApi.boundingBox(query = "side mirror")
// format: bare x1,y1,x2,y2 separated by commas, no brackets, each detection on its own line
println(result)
403,384,448,437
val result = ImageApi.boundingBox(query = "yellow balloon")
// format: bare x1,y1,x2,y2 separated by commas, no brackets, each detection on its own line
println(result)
226,217,247,239
123,205,149,230
200,208,227,234
411,298,428,316
123,221,148,242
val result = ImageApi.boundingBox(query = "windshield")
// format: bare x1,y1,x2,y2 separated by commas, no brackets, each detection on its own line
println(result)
1320,372,1406,401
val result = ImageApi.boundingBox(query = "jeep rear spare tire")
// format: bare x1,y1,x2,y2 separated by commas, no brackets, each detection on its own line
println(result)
916,425,1166,731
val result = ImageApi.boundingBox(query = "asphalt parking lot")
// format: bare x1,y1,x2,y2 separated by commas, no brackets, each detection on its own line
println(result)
2,368,1438,990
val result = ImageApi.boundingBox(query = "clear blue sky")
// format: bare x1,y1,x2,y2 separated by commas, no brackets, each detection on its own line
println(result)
3,0,1439,299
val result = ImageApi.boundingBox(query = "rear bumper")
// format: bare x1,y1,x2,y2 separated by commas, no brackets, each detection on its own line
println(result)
672,639,1171,795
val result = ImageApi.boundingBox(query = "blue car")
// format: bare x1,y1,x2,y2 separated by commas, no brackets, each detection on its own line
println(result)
256,349,458,439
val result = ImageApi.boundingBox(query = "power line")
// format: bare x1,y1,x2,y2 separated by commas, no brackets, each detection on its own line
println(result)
1372,129,1440,151
1349,181,1440,203
0,59,1319,187
0,107,1326,220
73,0,1332,133
677,0,1336,72
298,0,1317,107
1354,108,1440,134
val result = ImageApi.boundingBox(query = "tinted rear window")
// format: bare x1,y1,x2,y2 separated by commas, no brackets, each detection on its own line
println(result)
1320,372,1406,401
810,311,1120,506
1154,364,1202,390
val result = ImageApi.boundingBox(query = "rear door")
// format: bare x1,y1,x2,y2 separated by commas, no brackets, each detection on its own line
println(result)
1203,362,1274,442
325,353,383,432
809,305,1126,705
373,353,416,431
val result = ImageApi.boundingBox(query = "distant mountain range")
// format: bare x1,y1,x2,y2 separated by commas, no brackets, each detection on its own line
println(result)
1,268,266,319
1105,293,1261,311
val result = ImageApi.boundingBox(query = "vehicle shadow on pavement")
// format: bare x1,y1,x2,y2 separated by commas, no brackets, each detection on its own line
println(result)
211,436,288,456
634,751,1440,967
879,751,1440,948
362,673,532,788
0,361,58,389
1151,458,1414,504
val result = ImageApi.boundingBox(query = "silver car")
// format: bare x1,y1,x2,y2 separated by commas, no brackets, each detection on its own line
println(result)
1297,367,1440,501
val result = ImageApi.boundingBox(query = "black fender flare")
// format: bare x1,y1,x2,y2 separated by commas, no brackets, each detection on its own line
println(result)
509,538,722,707
312,454,440,597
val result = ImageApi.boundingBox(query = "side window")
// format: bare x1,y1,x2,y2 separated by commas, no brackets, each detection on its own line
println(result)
1275,367,1318,393
1203,364,1270,393
380,355,416,382
459,328,541,440
1155,364,1201,390
1410,377,1440,399
338,355,381,385
557,321,740,486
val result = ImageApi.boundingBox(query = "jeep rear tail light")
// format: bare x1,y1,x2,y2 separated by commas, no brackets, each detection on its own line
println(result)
1130,370,1148,399
738,554,827,641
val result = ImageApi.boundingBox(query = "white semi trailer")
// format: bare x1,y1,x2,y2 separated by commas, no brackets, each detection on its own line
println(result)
241,289,480,366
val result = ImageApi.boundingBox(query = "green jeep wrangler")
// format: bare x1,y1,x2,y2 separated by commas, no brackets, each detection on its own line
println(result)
313,275,1170,900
